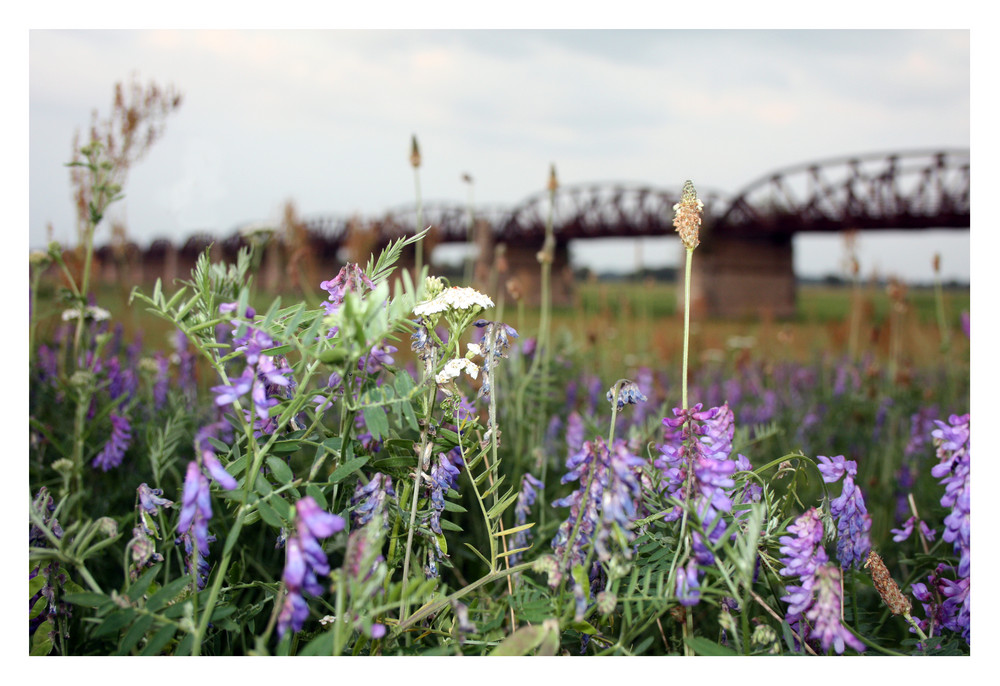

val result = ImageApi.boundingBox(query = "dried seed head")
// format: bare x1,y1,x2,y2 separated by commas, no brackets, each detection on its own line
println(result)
547,163,559,193
673,180,704,251
410,134,421,168
865,550,912,616
506,277,523,302
933,252,941,274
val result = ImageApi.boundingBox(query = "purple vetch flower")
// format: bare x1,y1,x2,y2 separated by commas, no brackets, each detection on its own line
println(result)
816,455,871,569
277,497,345,638
594,439,645,562
138,483,174,516
778,508,828,640
654,404,739,579
152,352,170,409
606,379,647,411
320,264,375,317
91,412,132,471
211,313,294,435
890,515,936,544
551,435,645,578
675,559,701,607
910,563,970,643
129,525,163,581
176,461,213,587
360,343,397,375
930,413,970,579
566,411,584,455
30,488,70,636
425,452,462,577
173,330,197,397
194,421,238,491
351,474,394,528
136,483,174,537
510,472,544,565
805,564,866,654
36,344,59,384
471,319,518,400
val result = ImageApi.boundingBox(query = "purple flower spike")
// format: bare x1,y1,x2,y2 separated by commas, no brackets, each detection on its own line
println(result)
510,472,544,565
91,412,132,471
778,508,828,642
931,413,970,580
277,496,345,638
806,565,866,654
176,460,215,588
815,455,871,569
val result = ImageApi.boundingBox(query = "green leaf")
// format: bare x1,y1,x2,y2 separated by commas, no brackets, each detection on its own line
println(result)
28,573,46,597
567,620,597,635
146,577,190,612
305,484,328,509
93,609,137,638
116,614,154,655
29,595,47,620
371,456,416,480
685,636,737,656
329,456,369,484
463,542,491,570
438,518,464,533
490,625,546,656
140,623,178,656
127,564,162,602
269,439,304,455
64,591,113,609
30,619,54,656
362,405,389,441
299,629,335,655
257,499,285,528
266,456,294,484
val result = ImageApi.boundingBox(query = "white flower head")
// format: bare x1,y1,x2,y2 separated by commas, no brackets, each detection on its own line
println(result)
434,357,480,385
467,343,483,358
414,287,494,318
61,305,112,322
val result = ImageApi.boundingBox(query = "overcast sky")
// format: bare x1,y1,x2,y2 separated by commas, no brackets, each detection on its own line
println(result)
28,28,970,281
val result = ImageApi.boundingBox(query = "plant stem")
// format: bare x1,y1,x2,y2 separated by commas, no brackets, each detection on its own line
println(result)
681,247,694,411
400,379,436,625
413,168,424,275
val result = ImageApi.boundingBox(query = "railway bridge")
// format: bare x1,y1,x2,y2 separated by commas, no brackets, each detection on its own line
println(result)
113,149,969,318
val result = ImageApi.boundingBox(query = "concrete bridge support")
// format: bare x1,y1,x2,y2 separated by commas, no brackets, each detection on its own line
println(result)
683,235,796,319
474,235,574,307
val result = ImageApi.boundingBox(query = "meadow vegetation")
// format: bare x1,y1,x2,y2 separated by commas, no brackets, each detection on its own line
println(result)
28,80,970,657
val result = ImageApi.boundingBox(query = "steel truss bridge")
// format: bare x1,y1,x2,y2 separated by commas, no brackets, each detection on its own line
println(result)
299,149,970,246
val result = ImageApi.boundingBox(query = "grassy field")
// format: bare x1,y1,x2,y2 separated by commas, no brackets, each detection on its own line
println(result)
33,275,969,377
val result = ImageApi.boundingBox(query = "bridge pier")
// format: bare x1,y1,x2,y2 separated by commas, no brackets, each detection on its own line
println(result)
474,236,574,307
684,235,796,319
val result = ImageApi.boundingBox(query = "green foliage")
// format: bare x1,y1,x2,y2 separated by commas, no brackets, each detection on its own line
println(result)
29,221,970,656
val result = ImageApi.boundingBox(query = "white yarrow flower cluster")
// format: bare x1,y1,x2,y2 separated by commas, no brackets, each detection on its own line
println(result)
414,287,494,317
62,305,112,322
435,357,480,385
